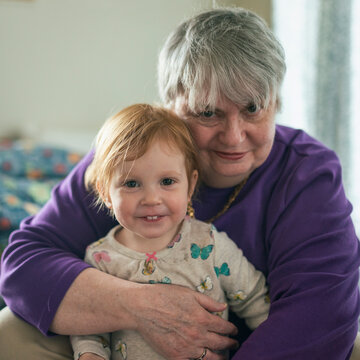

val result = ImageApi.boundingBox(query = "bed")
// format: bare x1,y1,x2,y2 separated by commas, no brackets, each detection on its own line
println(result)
0,138,83,309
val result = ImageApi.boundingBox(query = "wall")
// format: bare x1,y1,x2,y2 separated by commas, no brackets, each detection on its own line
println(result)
219,0,272,26
0,0,271,152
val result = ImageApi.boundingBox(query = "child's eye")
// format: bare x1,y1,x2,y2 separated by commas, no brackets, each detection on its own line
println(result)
161,178,175,186
124,180,139,188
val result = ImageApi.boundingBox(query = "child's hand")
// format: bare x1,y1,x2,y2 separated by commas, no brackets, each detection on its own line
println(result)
78,353,105,360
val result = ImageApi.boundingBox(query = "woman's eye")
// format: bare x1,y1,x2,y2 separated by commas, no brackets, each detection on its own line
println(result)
200,110,215,118
246,103,259,114
124,180,139,188
161,178,175,186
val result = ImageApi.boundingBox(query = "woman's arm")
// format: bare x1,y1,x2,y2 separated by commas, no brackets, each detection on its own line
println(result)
0,152,114,332
233,150,360,359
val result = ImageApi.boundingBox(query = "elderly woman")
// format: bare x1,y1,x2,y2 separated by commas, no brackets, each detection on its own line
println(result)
0,7,359,360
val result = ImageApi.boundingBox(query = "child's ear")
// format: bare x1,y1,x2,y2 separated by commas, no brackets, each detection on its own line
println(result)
104,199,112,209
96,181,112,208
188,170,198,200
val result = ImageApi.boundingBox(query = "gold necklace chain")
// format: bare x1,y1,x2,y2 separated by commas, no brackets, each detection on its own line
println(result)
205,177,248,224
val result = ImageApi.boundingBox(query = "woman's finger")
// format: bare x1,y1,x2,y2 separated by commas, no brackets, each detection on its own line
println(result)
204,330,239,352
198,348,227,360
195,292,228,313
201,310,238,337
195,293,238,336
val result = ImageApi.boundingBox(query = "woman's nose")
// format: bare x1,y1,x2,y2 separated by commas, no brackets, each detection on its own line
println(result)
219,117,246,146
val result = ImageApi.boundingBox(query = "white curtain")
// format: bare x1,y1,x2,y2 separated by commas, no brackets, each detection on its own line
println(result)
273,0,360,235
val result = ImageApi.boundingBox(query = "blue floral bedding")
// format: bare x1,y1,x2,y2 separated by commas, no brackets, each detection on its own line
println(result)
0,138,82,308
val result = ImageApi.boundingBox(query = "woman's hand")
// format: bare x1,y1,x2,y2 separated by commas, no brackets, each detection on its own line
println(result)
79,353,105,360
126,283,239,360
51,269,237,359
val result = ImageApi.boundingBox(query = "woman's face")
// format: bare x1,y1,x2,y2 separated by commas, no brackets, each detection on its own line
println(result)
174,96,276,188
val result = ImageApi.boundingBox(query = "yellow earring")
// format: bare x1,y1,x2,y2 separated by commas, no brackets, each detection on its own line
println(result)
187,201,195,218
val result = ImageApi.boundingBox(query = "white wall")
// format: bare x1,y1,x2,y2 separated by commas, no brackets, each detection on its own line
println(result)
0,0,271,153
0,0,213,152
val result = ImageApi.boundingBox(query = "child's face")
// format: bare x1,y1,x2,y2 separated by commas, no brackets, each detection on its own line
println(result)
106,139,198,249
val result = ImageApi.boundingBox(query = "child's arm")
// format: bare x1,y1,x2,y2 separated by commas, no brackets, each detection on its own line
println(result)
213,228,269,330
69,243,112,360
70,334,110,360
78,352,105,360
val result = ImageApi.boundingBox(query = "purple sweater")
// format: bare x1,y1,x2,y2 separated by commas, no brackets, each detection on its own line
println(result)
1,125,359,359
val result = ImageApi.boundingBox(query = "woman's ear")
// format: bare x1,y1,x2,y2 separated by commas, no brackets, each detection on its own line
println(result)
188,170,198,201
96,180,112,208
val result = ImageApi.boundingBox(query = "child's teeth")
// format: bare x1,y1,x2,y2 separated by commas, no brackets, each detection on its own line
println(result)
147,216,158,220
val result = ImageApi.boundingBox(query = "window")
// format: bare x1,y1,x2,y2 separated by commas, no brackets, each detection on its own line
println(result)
273,0,360,235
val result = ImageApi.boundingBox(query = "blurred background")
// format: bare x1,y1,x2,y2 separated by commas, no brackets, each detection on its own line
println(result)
0,0,271,152
0,0,359,234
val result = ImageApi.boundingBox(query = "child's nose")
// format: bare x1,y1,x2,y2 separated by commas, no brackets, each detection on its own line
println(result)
141,187,161,205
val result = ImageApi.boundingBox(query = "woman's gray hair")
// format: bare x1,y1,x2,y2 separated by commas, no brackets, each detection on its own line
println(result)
157,7,286,111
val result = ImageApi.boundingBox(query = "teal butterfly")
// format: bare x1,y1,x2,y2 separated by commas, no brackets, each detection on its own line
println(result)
214,262,230,277
191,243,214,260
149,276,172,284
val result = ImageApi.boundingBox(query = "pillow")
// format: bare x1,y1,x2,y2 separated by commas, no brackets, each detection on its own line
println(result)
0,138,82,179
0,139,83,257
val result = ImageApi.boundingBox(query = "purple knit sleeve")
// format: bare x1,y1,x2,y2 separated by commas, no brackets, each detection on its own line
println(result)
232,147,360,359
0,151,116,335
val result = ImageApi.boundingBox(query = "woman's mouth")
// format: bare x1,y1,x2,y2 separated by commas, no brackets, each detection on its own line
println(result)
214,151,246,160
